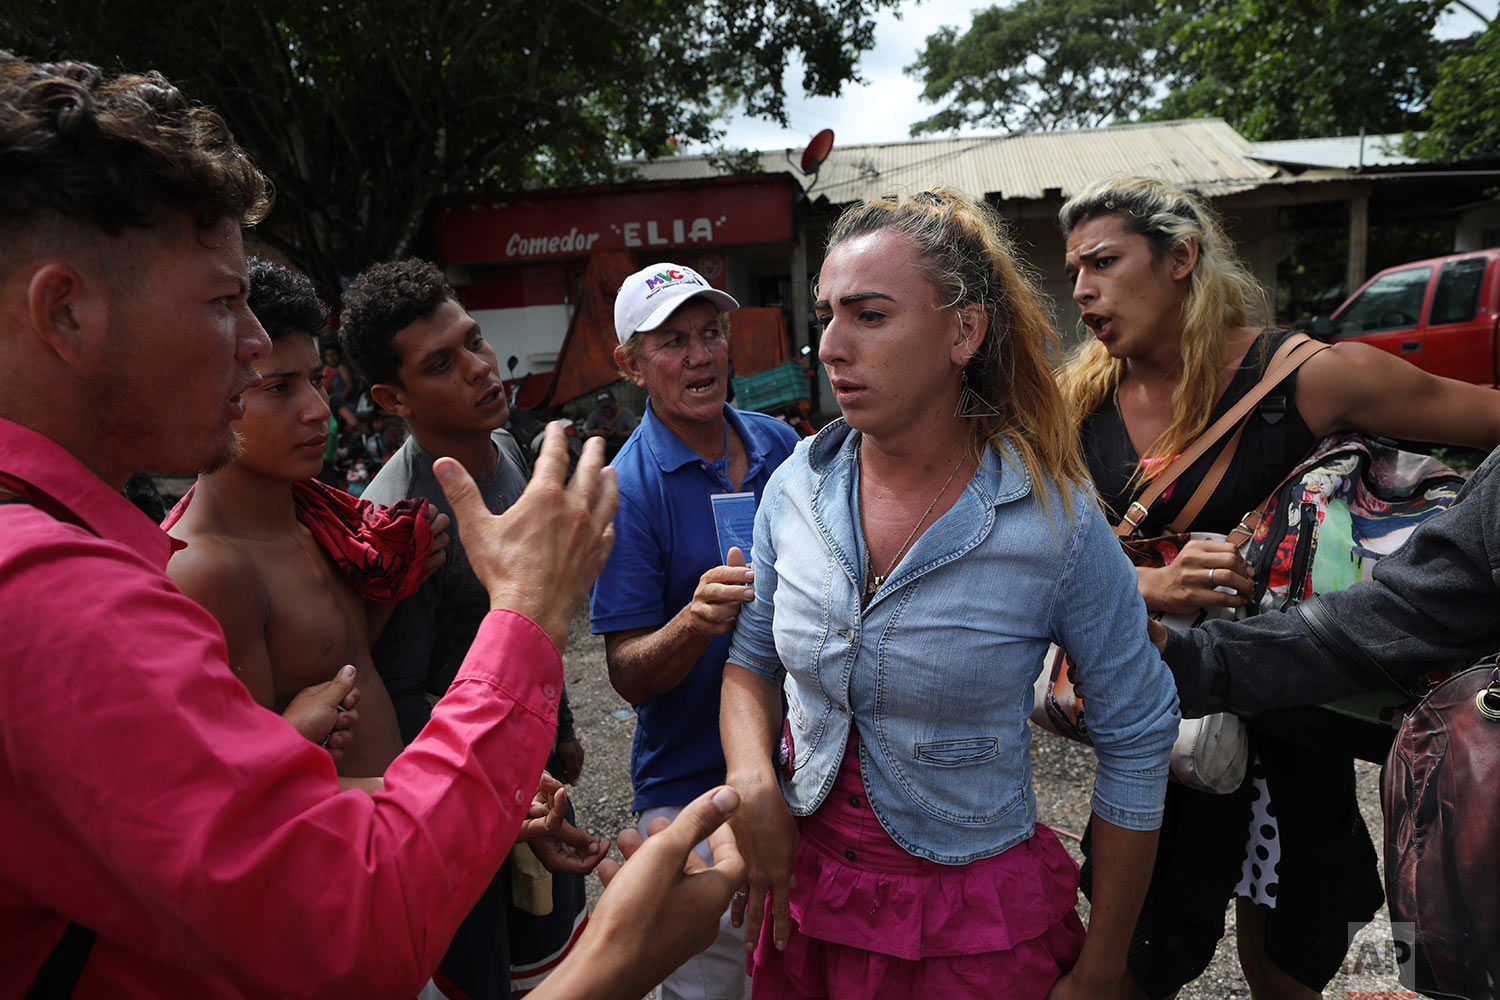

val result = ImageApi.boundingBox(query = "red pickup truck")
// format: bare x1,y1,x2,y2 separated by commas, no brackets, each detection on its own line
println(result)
1312,248,1500,387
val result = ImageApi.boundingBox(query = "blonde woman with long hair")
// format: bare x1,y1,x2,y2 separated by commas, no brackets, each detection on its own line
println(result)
720,189,1181,999
1057,177,1500,999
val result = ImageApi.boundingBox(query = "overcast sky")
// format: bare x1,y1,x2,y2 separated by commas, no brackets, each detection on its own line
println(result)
708,0,1499,155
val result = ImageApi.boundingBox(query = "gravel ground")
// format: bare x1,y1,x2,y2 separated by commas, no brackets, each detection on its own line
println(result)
556,611,644,900
560,610,1414,998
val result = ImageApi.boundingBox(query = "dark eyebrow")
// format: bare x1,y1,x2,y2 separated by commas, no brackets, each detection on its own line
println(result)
1068,242,1116,265
418,322,483,367
257,368,302,380
814,291,896,310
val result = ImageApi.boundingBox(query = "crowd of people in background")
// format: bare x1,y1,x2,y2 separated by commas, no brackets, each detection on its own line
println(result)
4,46,1498,1000
311,341,408,495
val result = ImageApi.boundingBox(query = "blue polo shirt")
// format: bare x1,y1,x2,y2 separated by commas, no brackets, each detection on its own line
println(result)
590,400,800,811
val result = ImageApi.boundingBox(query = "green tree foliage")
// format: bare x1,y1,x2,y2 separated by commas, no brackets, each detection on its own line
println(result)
1150,0,1445,140
909,0,1449,142
4,0,893,294
1411,20,1500,159
906,0,1170,133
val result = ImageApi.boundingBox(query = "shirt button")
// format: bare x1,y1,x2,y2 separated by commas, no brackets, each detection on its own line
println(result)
844,848,857,862
848,793,861,808
514,789,525,805
543,683,557,699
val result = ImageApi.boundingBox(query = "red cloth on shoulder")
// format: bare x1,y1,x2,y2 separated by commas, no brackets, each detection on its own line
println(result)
165,479,432,602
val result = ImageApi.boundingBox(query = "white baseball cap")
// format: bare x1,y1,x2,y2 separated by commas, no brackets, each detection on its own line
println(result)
614,262,739,345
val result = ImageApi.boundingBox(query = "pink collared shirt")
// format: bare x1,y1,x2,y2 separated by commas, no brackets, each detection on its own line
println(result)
0,418,562,998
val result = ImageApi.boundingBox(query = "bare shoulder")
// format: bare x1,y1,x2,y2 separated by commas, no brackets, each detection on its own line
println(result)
167,530,270,620
1299,339,1388,379
1293,341,1379,423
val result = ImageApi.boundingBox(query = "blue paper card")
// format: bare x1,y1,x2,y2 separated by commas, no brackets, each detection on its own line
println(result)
710,492,758,564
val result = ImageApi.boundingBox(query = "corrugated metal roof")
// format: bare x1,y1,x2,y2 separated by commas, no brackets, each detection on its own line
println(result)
1249,133,1420,169
628,118,1282,205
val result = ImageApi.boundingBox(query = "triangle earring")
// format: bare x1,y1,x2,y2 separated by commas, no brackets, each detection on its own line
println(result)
956,369,1000,419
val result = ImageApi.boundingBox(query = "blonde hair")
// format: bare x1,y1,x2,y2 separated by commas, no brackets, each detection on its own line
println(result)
1055,177,1269,479
823,188,1089,512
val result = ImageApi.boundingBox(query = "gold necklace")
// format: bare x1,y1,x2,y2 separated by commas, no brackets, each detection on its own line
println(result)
862,453,966,604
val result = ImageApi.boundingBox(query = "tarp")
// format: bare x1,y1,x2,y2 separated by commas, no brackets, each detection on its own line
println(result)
520,251,637,410
728,308,792,377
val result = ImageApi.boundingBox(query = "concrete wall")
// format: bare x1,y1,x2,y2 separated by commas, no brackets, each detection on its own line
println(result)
472,304,572,379
1456,203,1500,252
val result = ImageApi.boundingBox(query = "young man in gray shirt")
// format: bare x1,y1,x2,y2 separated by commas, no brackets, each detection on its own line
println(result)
344,257,593,997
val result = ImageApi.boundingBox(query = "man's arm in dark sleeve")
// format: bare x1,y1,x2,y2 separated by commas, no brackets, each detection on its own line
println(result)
1166,446,1500,717
372,573,443,745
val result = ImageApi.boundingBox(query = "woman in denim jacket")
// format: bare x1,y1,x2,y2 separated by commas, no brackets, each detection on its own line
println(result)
721,189,1181,999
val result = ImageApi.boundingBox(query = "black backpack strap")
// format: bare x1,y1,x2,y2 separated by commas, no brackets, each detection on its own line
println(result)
1258,393,1288,465
1297,595,1419,700
27,921,97,999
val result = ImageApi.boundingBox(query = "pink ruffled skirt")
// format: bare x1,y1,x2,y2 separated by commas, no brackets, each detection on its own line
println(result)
750,736,1085,999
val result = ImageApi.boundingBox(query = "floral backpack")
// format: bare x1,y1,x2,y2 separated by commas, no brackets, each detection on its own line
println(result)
1237,431,1465,756
1244,432,1463,613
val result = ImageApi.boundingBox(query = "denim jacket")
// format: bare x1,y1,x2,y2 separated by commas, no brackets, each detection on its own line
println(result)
726,420,1180,864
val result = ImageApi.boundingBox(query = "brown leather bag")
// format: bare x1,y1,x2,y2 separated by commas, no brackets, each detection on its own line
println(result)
1382,660,1500,998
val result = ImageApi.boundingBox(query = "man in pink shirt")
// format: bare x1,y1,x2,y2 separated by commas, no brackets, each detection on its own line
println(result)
0,50,744,1000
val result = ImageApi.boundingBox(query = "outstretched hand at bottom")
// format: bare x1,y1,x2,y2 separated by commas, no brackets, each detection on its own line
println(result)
531,785,746,1000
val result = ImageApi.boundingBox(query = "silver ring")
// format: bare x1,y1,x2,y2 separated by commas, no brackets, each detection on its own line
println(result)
1208,568,1218,587
732,890,749,901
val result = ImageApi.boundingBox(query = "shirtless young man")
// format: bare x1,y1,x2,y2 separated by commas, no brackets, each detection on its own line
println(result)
166,258,411,778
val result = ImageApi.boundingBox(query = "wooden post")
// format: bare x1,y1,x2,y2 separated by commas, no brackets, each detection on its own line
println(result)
1347,186,1371,293
790,225,810,355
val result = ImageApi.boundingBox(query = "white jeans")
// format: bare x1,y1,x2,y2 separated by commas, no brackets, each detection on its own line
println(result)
637,806,752,1000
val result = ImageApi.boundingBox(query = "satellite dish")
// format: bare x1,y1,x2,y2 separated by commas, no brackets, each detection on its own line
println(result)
800,129,835,175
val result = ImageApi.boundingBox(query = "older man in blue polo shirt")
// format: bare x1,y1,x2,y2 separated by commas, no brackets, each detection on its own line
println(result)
591,262,800,999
